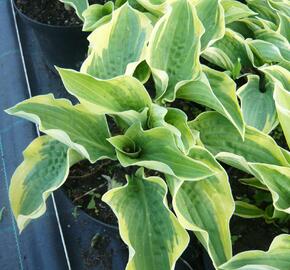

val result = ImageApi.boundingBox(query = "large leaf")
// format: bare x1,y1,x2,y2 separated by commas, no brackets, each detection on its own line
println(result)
108,124,215,181
82,2,114,32
194,0,225,50
58,68,151,127
248,39,286,66
167,146,234,268
219,234,290,270
6,95,114,162
81,3,153,79
246,0,278,23
221,0,257,24
190,112,288,166
177,65,245,137
59,0,89,20
202,29,254,73
237,74,278,133
146,0,204,102
255,29,290,61
189,112,290,214
10,136,82,232
103,168,189,270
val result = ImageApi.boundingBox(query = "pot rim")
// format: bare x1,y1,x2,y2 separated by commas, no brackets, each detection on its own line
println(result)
13,0,83,30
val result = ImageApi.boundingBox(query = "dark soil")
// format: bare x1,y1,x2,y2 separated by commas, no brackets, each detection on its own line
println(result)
227,165,290,254
15,0,107,26
64,159,130,226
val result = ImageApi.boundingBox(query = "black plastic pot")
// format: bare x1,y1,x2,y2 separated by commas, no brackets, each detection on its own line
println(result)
13,0,89,72
54,190,128,270
54,190,207,270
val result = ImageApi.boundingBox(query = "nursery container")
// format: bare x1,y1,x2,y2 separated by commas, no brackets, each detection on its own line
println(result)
13,0,89,72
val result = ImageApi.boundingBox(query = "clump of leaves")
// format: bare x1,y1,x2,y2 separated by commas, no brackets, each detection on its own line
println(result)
6,0,290,269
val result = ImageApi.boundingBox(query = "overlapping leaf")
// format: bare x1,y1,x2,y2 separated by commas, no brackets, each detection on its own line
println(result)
193,0,225,50
146,0,204,102
82,1,114,31
103,168,189,270
167,146,234,268
177,65,245,137
6,94,115,162
81,3,153,79
58,68,151,127
190,112,290,214
108,124,215,181
202,29,254,74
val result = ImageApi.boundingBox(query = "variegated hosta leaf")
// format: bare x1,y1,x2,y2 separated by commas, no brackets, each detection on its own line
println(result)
59,0,89,20
103,168,189,270
58,68,151,127
6,94,115,162
255,29,290,61
81,3,153,79
268,0,290,17
193,0,225,50
235,201,265,219
248,40,285,66
239,177,268,191
167,146,234,267
10,136,82,232
273,84,290,148
148,104,196,153
147,0,204,102
237,74,278,134
221,0,256,25
219,234,290,270
261,65,290,147
246,0,278,23
277,13,290,42
189,112,290,214
202,29,254,74
82,2,114,32
260,65,290,90
108,124,215,181
177,65,245,137
190,112,289,166
136,0,168,16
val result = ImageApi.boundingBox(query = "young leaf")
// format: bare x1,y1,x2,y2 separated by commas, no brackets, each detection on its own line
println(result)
103,168,189,270
108,124,215,181
82,2,114,32
219,234,290,270
237,74,278,134
167,146,234,268
59,0,89,21
147,0,204,102
9,136,82,232
177,65,245,138
6,94,115,162
81,3,153,79
235,201,265,219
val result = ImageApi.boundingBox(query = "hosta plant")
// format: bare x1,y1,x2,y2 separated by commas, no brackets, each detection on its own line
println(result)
6,0,290,269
